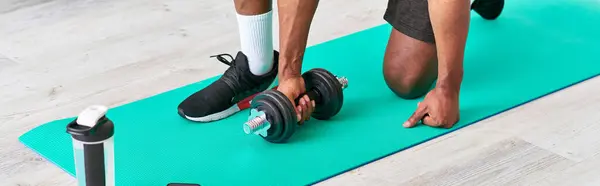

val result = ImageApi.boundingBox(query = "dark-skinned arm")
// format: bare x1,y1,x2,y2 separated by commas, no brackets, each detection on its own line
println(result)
428,0,470,93
402,0,471,128
276,0,320,123
277,0,319,80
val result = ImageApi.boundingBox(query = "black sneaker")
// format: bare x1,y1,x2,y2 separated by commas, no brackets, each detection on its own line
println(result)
471,0,504,20
178,51,279,122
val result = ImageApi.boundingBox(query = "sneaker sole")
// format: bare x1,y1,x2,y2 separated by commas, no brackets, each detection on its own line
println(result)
178,86,279,122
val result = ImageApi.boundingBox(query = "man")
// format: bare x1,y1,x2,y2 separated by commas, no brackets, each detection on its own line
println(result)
177,0,504,128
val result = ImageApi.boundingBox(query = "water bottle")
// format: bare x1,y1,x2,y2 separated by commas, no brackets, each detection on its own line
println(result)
66,105,115,186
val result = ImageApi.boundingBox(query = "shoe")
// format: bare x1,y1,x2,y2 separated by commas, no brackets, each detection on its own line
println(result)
178,51,279,122
471,0,504,20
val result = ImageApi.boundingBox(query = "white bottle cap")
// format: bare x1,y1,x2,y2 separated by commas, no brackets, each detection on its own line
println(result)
76,105,108,128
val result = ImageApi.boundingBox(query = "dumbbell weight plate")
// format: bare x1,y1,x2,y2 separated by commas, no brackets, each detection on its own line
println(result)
267,90,297,143
303,68,344,120
250,91,284,142
250,90,296,143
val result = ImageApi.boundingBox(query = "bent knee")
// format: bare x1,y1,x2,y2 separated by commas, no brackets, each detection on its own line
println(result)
383,68,434,99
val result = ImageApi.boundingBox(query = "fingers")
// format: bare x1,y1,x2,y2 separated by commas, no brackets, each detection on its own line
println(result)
295,104,302,123
298,98,307,124
404,102,428,128
421,115,437,126
293,96,304,123
301,95,313,122
295,95,314,124
305,96,315,120
421,115,458,128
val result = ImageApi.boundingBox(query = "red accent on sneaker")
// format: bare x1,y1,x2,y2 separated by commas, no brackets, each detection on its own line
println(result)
235,86,279,110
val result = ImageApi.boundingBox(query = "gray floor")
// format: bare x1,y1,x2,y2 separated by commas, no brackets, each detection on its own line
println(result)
1,0,600,185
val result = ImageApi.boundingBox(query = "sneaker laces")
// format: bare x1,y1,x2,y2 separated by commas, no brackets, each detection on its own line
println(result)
210,53,235,66
208,52,275,99
210,53,241,80
210,53,245,81
209,53,250,92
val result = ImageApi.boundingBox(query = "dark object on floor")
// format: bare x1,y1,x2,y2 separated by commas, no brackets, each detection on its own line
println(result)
167,183,200,186
472,0,505,20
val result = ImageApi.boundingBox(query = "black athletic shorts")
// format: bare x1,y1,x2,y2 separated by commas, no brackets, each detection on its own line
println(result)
383,0,435,44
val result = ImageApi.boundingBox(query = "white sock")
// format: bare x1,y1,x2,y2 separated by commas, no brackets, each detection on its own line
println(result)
236,11,274,76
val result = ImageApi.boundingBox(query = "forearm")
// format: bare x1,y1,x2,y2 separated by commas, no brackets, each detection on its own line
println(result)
428,0,470,92
277,0,319,79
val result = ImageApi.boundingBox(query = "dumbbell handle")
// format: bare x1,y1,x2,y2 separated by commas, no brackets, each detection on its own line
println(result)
294,89,321,106
293,76,349,106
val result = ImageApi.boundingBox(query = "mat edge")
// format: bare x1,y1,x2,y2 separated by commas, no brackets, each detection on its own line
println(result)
17,136,77,178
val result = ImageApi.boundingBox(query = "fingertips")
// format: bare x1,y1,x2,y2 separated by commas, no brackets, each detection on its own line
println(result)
302,96,310,106
303,101,311,121
296,105,302,122
403,121,415,128
297,99,307,122
403,114,421,128
404,102,427,128
305,97,315,121
403,116,419,128
294,95,315,123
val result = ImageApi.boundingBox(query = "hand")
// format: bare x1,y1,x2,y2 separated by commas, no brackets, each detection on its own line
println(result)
403,87,460,128
277,76,316,124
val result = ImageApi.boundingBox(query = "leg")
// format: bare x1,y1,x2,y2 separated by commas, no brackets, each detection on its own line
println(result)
234,0,271,15
383,29,437,99
235,0,274,76
382,0,438,99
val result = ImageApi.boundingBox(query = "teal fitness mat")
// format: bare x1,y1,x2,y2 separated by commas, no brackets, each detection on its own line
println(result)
19,0,600,185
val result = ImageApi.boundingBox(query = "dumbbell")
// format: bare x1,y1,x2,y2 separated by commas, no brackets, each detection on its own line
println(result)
242,68,348,143
471,0,504,20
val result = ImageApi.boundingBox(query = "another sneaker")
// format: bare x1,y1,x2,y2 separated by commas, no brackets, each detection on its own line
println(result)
178,51,279,122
